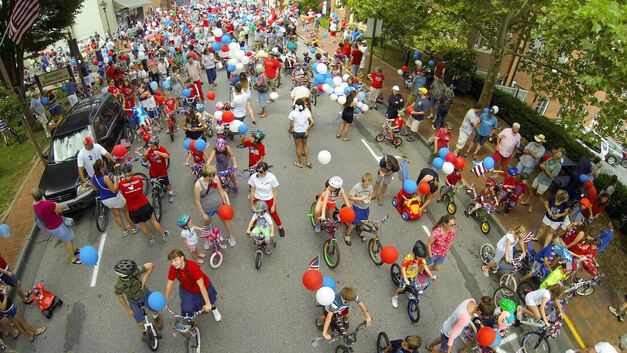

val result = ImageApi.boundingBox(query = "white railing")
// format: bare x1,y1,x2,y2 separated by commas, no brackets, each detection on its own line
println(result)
495,85,528,102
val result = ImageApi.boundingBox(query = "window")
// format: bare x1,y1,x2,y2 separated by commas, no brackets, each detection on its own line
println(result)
92,115,108,141
535,97,549,116
473,34,492,53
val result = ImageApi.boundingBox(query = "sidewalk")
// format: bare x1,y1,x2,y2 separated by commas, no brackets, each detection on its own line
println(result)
301,23,625,348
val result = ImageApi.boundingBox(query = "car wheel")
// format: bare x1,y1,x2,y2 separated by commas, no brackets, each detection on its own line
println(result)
607,155,617,165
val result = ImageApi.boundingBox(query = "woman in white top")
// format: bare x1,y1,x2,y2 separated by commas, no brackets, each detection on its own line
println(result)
201,47,217,87
482,226,527,276
248,162,285,237
287,98,314,168
521,284,564,327
231,82,256,148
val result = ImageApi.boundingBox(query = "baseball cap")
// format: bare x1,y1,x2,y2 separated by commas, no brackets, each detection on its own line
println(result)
419,87,428,94
392,85,400,91
84,136,94,145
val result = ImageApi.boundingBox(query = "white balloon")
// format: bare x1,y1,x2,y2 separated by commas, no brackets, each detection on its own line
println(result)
235,63,244,71
269,92,279,100
228,42,240,52
322,84,331,92
213,28,223,37
329,93,338,101
397,69,403,75
257,49,266,57
342,74,349,82
317,63,328,74
442,162,455,175
415,60,422,67
337,95,347,105
362,104,369,112
227,58,238,66
356,101,363,108
318,150,332,165
333,86,343,95
218,51,229,58
241,56,250,65
234,50,245,59
214,111,223,120
316,287,335,306
332,77,342,87
229,119,243,133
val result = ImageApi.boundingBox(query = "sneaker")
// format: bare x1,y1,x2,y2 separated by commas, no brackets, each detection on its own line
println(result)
123,229,129,237
314,222,321,233
168,192,175,203
228,236,236,247
391,295,399,308
482,265,490,277
162,230,170,242
279,228,285,238
148,238,156,246
212,308,222,322
131,225,140,234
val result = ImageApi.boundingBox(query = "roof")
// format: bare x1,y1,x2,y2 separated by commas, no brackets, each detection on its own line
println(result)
53,94,106,136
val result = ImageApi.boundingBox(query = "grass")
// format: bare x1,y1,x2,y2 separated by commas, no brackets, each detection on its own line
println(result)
0,128,50,217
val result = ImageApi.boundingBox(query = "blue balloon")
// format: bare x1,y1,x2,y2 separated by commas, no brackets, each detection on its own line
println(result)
212,42,221,51
483,156,495,170
232,76,240,84
403,180,418,194
238,123,249,134
413,50,420,60
150,81,159,91
579,174,588,183
132,45,138,51
309,47,315,54
313,73,324,85
182,88,192,97
438,147,450,159
355,107,361,115
194,139,207,151
429,60,435,66
324,77,334,86
79,246,98,266
148,291,166,311
322,276,336,290
162,80,171,90
490,332,502,348
357,91,366,101
222,34,232,44
61,84,67,92
322,32,329,38
70,59,77,65
312,62,319,73
0,224,10,238
183,138,192,151
40,97,49,105
344,86,354,95
227,65,235,72
433,157,444,169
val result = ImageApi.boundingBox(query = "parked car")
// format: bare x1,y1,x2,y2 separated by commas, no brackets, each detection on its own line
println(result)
600,138,626,168
38,93,127,213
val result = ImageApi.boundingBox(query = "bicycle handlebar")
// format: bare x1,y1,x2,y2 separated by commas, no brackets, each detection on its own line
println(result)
166,308,204,320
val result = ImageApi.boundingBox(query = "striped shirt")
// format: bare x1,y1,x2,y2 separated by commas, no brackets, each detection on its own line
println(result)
0,119,9,132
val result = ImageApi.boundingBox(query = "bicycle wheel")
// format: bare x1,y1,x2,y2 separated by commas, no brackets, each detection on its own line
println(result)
210,251,223,268
134,173,150,195
575,283,594,296
255,250,263,270
517,281,535,302
335,345,350,353
390,263,401,286
407,299,420,323
376,331,390,352
187,326,201,353
146,327,159,352
480,244,495,265
392,136,402,147
521,332,551,353
95,200,109,232
375,133,385,142
368,238,383,266
481,221,491,234
323,238,340,269
447,202,457,215
152,194,162,222
499,274,517,292
493,286,517,306
168,122,175,142
309,201,317,227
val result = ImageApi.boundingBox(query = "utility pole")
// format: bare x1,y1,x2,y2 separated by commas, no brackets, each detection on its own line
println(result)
366,18,377,75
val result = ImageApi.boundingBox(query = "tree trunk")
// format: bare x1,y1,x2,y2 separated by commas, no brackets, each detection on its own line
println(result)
478,16,513,107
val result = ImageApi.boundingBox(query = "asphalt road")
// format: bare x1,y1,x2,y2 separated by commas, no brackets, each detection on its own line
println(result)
15,43,576,353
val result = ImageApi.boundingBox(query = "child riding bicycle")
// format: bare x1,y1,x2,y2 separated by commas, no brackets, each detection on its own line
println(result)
391,240,435,308
246,201,275,247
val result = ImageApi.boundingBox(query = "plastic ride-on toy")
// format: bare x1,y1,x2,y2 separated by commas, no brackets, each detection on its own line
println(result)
392,189,422,221
26,282,63,319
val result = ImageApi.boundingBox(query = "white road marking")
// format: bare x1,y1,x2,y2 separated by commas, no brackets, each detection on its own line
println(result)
421,225,430,235
90,232,107,287
360,138,403,161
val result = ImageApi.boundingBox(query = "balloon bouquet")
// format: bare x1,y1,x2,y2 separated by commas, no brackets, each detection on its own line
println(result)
392,159,423,221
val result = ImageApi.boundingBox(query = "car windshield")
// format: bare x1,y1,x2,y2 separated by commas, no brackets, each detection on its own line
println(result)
51,127,93,163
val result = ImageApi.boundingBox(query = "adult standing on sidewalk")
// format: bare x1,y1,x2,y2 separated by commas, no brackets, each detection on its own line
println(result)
31,188,82,264
385,86,404,120
433,86,454,130
453,103,480,155
29,92,50,138
428,77,446,121
367,67,384,107
465,107,498,157
184,54,204,103
517,134,546,176
349,44,363,77
65,78,79,107
426,298,479,353
493,123,522,170
403,88,430,142
358,41,369,75
527,149,564,212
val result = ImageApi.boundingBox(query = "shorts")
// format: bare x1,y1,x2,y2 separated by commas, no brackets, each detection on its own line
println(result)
455,130,472,150
525,294,541,307
48,223,74,243
492,150,512,166
0,303,17,318
427,255,447,266
128,289,159,323
438,332,450,352
129,203,154,224
258,91,268,107
151,175,170,187
0,271,18,287
473,134,490,145
324,306,350,317
341,113,353,125
531,176,550,195
102,193,126,209
409,118,421,133
292,131,307,139
179,284,218,317
352,206,369,225
542,215,562,230
268,78,278,89
376,172,393,185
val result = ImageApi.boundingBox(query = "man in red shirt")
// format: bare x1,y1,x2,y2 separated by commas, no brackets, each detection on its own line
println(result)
143,136,175,202
433,126,451,155
350,44,363,77
367,67,384,106
342,40,351,67
264,53,282,94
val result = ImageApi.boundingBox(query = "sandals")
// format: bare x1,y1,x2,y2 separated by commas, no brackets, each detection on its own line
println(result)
342,138,350,141
336,134,341,138
34,327,46,336
294,162,303,168
306,163,312,169
71,258,83,265
344,234,352,246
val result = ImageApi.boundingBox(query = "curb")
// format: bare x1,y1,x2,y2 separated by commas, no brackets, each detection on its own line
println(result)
0,156,39,224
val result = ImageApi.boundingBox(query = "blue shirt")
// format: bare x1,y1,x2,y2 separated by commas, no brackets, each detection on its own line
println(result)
412,97,430,120
598,228,614,252
411,75,426,94
534,244,555,263
477,113,497,136
66,82,78,95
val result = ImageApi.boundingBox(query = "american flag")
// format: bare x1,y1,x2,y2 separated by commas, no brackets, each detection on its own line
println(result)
308,255,320,270
8,0,40,44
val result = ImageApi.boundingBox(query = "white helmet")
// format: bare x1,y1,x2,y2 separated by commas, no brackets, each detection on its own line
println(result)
491,105,499,114
328,176,343,189
216,125,225,134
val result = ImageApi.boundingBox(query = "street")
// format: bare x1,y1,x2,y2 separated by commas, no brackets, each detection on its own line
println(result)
15,43,576,353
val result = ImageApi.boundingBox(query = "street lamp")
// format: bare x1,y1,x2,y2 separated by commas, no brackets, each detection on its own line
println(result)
100,0,112,37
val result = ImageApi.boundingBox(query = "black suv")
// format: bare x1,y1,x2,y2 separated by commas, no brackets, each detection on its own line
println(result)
39,93,126,213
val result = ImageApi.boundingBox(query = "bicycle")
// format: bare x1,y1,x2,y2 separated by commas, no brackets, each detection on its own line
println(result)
480,246,530,292
95,195,109,232
517,271,603,302
353,214,389,266
140,302,161,352
311,320,367,353
0,125,24,146
167,309,204,353
437,185,460,215
249,230,274,270
390,264,434,322
375,119,402,147
464,183,498,234
150,177,166,222
217,167,237,193
166,109,177,142
201,227,224,268
375,331,391,353
519,305,564,353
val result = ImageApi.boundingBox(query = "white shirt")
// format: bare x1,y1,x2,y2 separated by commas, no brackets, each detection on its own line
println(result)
248,172,279,201
77,143,108,177
594,342,618,353
525,288,550,306
180,228,198,246
231,92,249,118
496,232,516,252
252,212,273,227
288,109,311,133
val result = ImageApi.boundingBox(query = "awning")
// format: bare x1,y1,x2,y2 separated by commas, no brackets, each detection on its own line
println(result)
113,0,151,12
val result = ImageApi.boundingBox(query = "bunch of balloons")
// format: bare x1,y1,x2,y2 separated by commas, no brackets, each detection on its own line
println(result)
432,148,465,175
183,138,207,152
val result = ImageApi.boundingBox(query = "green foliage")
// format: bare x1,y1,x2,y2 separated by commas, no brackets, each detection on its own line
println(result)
436,47,477,93
0,85,23,126
594,174,627,234
299,0,322,13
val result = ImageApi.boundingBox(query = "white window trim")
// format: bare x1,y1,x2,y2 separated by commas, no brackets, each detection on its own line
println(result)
535,98,550,116
473,34,493,54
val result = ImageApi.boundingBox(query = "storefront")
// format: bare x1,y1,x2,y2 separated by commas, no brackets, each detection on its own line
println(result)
113,0,151,29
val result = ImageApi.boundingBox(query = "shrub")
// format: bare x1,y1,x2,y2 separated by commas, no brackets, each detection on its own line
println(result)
438,47,478,94
594,174,627,234
0,85,23,128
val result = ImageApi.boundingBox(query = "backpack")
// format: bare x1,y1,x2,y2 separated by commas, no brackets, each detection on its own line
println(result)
253,75,269,93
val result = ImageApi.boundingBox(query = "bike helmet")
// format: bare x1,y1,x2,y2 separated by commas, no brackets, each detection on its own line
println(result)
176,215,191,228
114,259,137,278
174,317,194,333
149,135,160,146
196,103,205,112
215,125,225,134
251,129,265,141
412,240,427,258
215,138,227,152
500,298,516,313
507,167,519,176
328,176,343,189
252,200,268,213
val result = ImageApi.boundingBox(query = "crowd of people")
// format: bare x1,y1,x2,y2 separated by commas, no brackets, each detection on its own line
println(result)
1,1,624,353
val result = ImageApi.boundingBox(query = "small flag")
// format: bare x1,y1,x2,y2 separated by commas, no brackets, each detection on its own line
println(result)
472,161,486,177
308,255,320,270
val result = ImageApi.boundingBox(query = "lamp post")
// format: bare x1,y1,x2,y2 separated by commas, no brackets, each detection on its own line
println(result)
100,0,112,37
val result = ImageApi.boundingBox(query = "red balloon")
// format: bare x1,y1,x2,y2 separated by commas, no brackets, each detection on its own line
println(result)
402,66,409,73
302,269,323,291
222,111,235,123
207,91,216,100
477,327,496,346
155,95,165,105
108,51,113,57
339,207,356,223
221,45,229,52
112,145,127,158
418,182,430,195
445,152,456,163
317,83,324,91
217,204,234,220
247,51,253,57
405,106,414,115
120,54,128,61
381,245,399,264
215,36,222,43
93,59,99,65
583,180,593,189
454,157,465,170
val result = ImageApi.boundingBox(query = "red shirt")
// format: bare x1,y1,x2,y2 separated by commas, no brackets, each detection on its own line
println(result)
350,49,363,65
243,140,265,167
435,128,451,149
191,150,206,164
370,72,384,89
446,172,462,186
106,65,116,79
124,97,135,117
167,260,211,294
147,146,169,177
0,257,7,271
164,98,176,113
119,177,148,211
107,86,119,95
264,59,281,79
342,43,351,56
